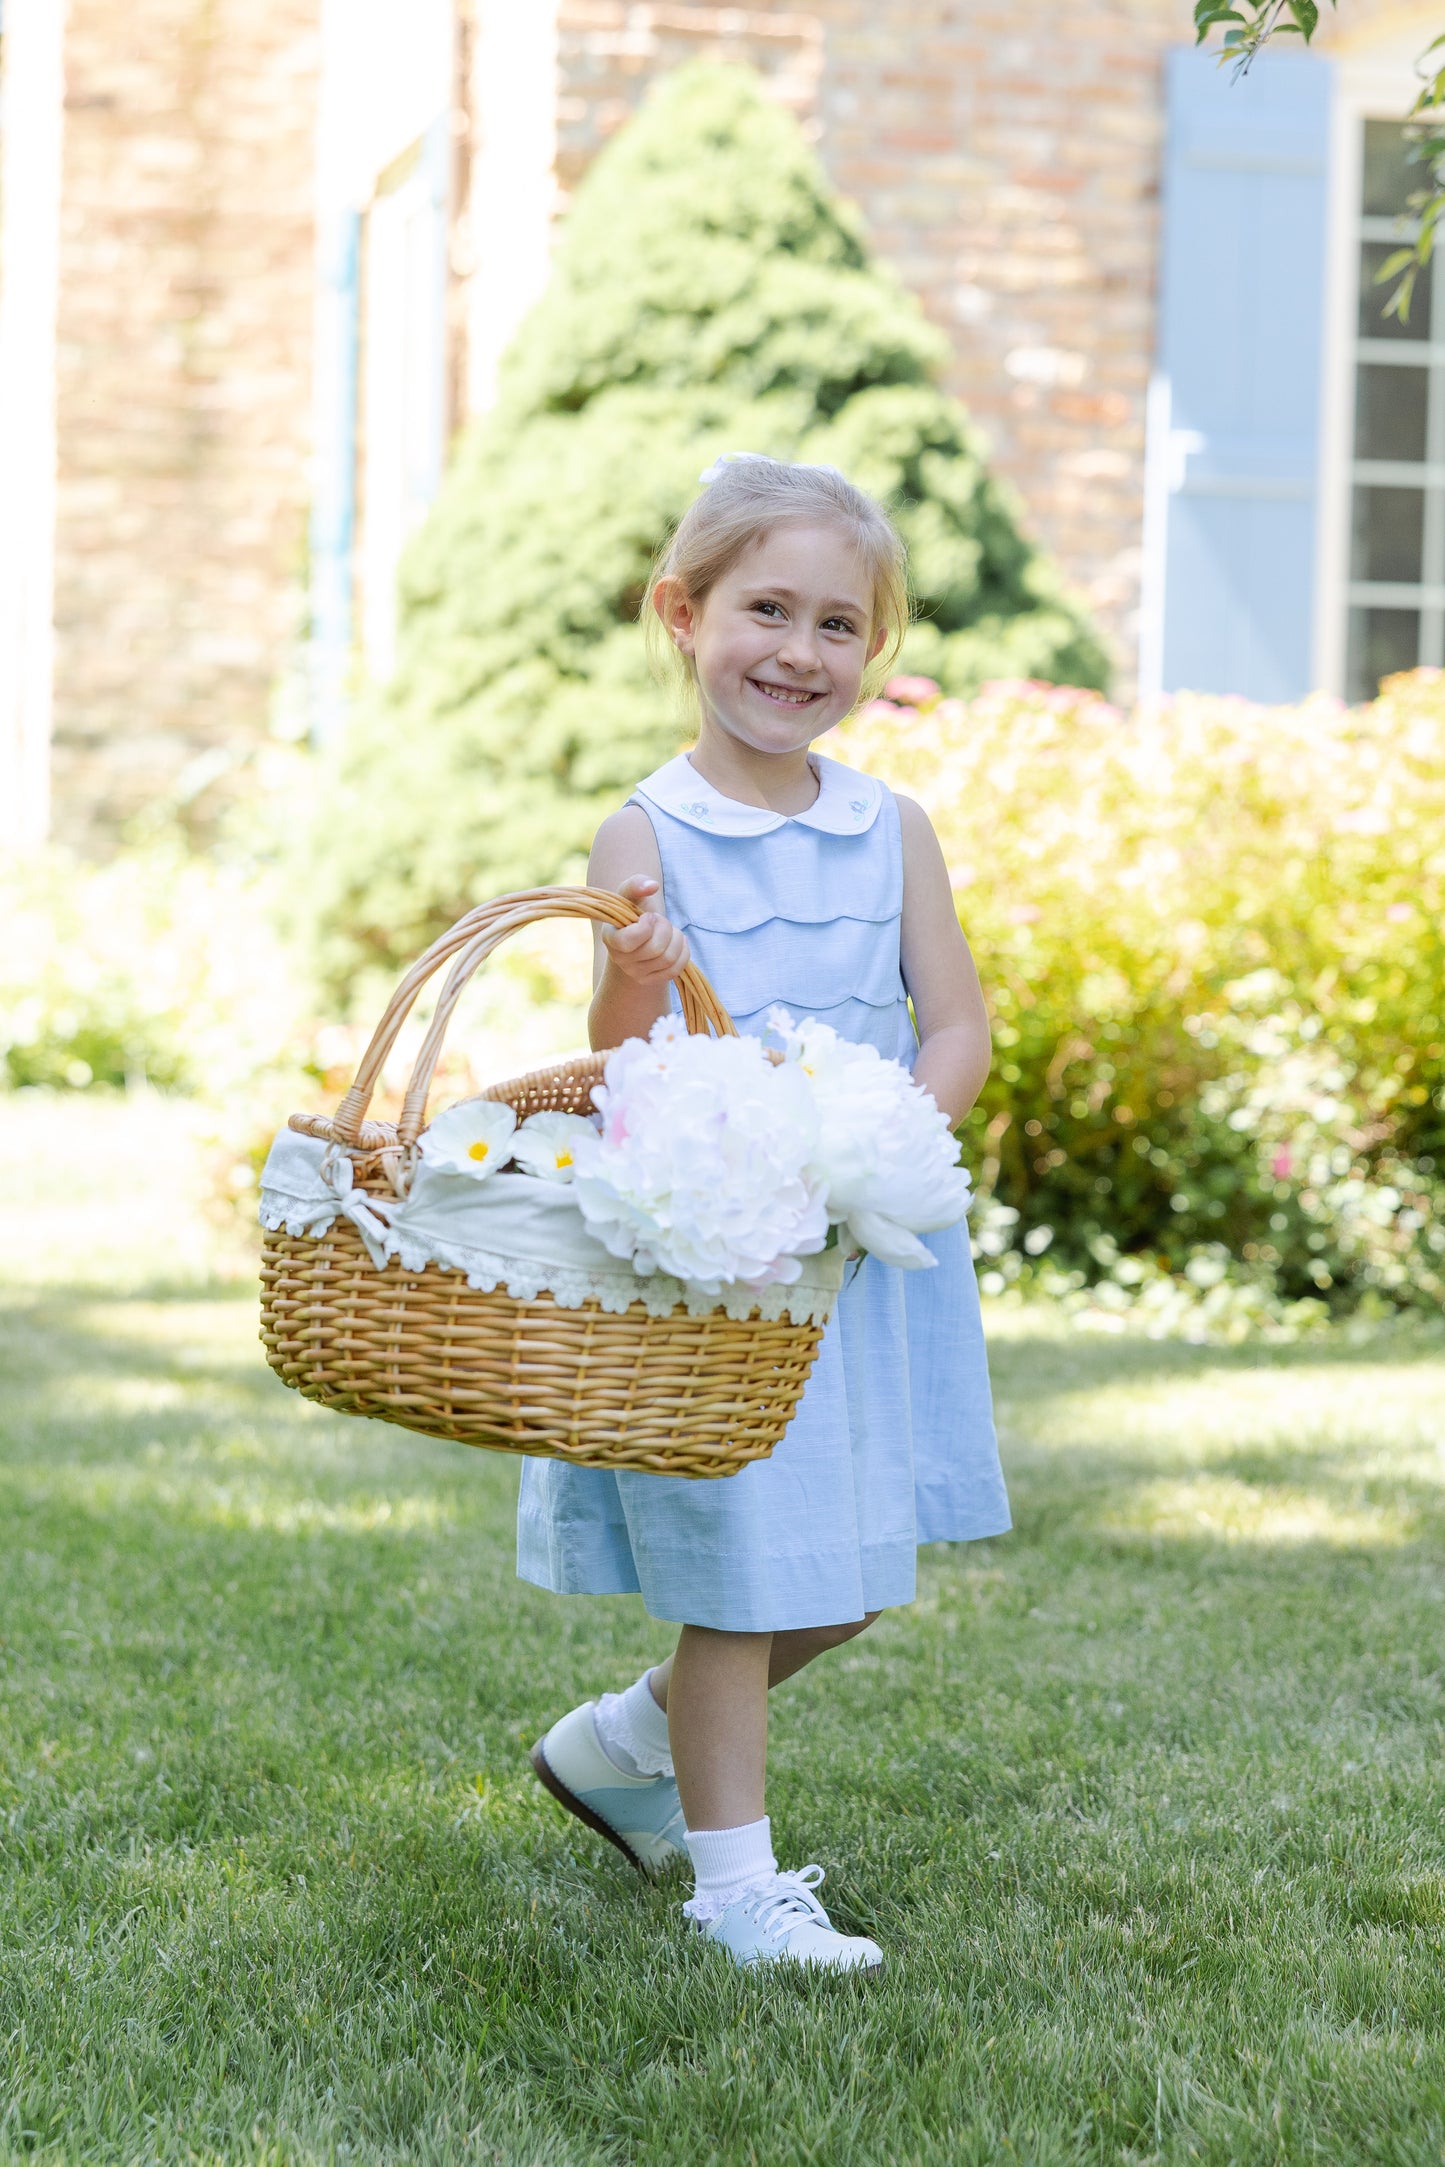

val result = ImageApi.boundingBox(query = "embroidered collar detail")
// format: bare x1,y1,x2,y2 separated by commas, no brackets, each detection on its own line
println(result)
635,753,884,837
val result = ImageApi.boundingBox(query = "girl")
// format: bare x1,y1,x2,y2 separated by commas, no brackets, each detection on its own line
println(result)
523,454,1010,1973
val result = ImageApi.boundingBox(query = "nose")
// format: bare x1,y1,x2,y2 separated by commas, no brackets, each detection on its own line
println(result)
775,622,822,674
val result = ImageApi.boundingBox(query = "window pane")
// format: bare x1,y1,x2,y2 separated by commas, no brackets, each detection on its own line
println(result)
1362,119,1416,217
1347,606,1419,701
1359,242,1431,340
1350,485,1425,580
1354,361,1430,462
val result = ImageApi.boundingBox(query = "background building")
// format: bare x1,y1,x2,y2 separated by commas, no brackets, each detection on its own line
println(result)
0,0,1437,847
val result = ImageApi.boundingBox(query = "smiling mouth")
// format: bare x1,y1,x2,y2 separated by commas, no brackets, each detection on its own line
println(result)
749,679,822,707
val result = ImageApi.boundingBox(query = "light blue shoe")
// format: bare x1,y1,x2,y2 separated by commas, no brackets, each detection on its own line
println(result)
530,1701,687,1877
695,1866,884,1973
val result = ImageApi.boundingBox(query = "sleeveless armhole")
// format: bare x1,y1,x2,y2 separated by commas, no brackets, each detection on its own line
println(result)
620,796,664,908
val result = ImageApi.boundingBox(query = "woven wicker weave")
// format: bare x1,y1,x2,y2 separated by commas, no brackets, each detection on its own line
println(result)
259,886,831,1477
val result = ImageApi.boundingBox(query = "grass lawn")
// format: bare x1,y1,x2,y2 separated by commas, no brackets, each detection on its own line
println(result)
4,1095,1445,2164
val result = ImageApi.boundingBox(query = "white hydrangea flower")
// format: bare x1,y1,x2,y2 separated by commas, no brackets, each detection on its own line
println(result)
767,1009,973,1269
418,1099,518,1179
570,1017,828,1293
511,1110,597,1183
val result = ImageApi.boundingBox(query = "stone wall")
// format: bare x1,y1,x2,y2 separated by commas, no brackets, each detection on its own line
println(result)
548,0,1181,682
50,0,320,849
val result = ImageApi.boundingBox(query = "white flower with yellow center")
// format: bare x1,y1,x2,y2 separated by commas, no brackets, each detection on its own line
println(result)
511,1110,597,1184
418,1099,518,1179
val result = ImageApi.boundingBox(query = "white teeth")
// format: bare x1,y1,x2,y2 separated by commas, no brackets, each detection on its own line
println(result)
752,681,815,705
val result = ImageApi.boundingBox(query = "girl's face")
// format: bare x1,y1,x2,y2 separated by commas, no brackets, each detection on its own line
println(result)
657,520,886,759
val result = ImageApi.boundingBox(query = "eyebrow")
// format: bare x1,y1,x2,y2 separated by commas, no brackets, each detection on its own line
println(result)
744,583,869,615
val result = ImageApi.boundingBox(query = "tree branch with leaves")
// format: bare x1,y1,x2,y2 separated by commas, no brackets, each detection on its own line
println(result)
1193,0,1445,317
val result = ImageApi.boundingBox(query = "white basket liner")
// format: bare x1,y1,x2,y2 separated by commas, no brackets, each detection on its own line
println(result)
258,1127,846,1324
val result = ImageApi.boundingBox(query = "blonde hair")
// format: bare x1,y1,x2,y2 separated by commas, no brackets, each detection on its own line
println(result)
645,454,910,704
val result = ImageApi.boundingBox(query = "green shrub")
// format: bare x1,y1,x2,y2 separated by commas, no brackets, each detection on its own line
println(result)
308,62,1106,990
836,669,1445,1316
0,843,307,1099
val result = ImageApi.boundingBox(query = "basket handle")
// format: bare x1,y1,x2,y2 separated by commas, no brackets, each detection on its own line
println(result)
326,885,736,1148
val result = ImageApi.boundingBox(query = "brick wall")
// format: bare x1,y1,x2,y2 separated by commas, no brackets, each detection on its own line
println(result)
50,0,320,848
553,2,825,191
819,0,1175,680
548,0,1180,683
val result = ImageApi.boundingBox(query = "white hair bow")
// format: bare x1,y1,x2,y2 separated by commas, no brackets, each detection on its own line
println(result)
697,451,847,487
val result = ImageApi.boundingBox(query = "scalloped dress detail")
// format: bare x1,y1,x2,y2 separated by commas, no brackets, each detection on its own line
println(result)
515,751,1011,1631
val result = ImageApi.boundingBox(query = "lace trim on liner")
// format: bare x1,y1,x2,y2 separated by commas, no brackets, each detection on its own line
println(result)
257,1194,843,1324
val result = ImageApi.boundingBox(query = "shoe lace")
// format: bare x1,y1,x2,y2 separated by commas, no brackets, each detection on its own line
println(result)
745,1865,831,1939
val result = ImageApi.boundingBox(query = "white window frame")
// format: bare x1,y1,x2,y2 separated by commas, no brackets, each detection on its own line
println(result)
1315,37,1436,695
357,125,451,684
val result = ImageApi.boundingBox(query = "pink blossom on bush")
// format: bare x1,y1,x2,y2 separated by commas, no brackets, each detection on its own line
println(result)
829,667,1445,1314
883,675,941,708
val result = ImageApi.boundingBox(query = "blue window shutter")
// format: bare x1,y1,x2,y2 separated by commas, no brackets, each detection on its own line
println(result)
1153,47,1332,701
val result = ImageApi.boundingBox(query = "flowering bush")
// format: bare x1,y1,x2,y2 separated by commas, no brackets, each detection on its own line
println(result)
21,665,1444,1328
0,841,306,1096
833,667,1445,1314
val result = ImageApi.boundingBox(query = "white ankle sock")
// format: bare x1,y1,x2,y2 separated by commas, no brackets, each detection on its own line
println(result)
682,1816,777,1922
592,1668,674,1778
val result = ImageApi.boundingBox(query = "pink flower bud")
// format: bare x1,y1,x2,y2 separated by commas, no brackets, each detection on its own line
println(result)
883,675,941,708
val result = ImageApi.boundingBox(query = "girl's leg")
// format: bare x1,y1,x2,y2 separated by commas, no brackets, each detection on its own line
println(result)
659,1625,772,1830
766,1611,880,1687
649,1609,880,1718
649,1616,887,1972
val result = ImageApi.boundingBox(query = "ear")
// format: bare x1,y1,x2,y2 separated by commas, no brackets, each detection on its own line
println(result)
866,624,889,663
652,576,699,657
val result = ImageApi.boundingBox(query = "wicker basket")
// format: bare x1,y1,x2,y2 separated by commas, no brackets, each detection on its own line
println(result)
258,886,834,1477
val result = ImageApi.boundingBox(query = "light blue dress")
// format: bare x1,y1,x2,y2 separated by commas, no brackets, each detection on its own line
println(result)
515,750,1011,1631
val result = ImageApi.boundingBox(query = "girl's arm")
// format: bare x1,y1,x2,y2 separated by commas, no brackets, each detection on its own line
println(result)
586,804,691,1051
896,795,991,1125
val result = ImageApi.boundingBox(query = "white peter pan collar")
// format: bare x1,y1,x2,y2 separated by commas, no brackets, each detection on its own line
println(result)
635,752,883,837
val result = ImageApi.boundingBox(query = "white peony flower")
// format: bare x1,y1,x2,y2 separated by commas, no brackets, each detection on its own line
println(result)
571,1017,828,1292
766,1009,973,1269
511,1110,597,1183
418,1099,518,1179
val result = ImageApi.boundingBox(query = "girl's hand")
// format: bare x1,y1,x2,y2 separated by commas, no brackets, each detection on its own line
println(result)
601,875,690,986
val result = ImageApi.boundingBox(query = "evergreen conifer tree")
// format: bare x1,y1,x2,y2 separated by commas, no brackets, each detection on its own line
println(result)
311,63,1107,982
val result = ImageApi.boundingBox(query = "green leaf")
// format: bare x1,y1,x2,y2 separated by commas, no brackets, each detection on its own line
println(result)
1382,267,1418,324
